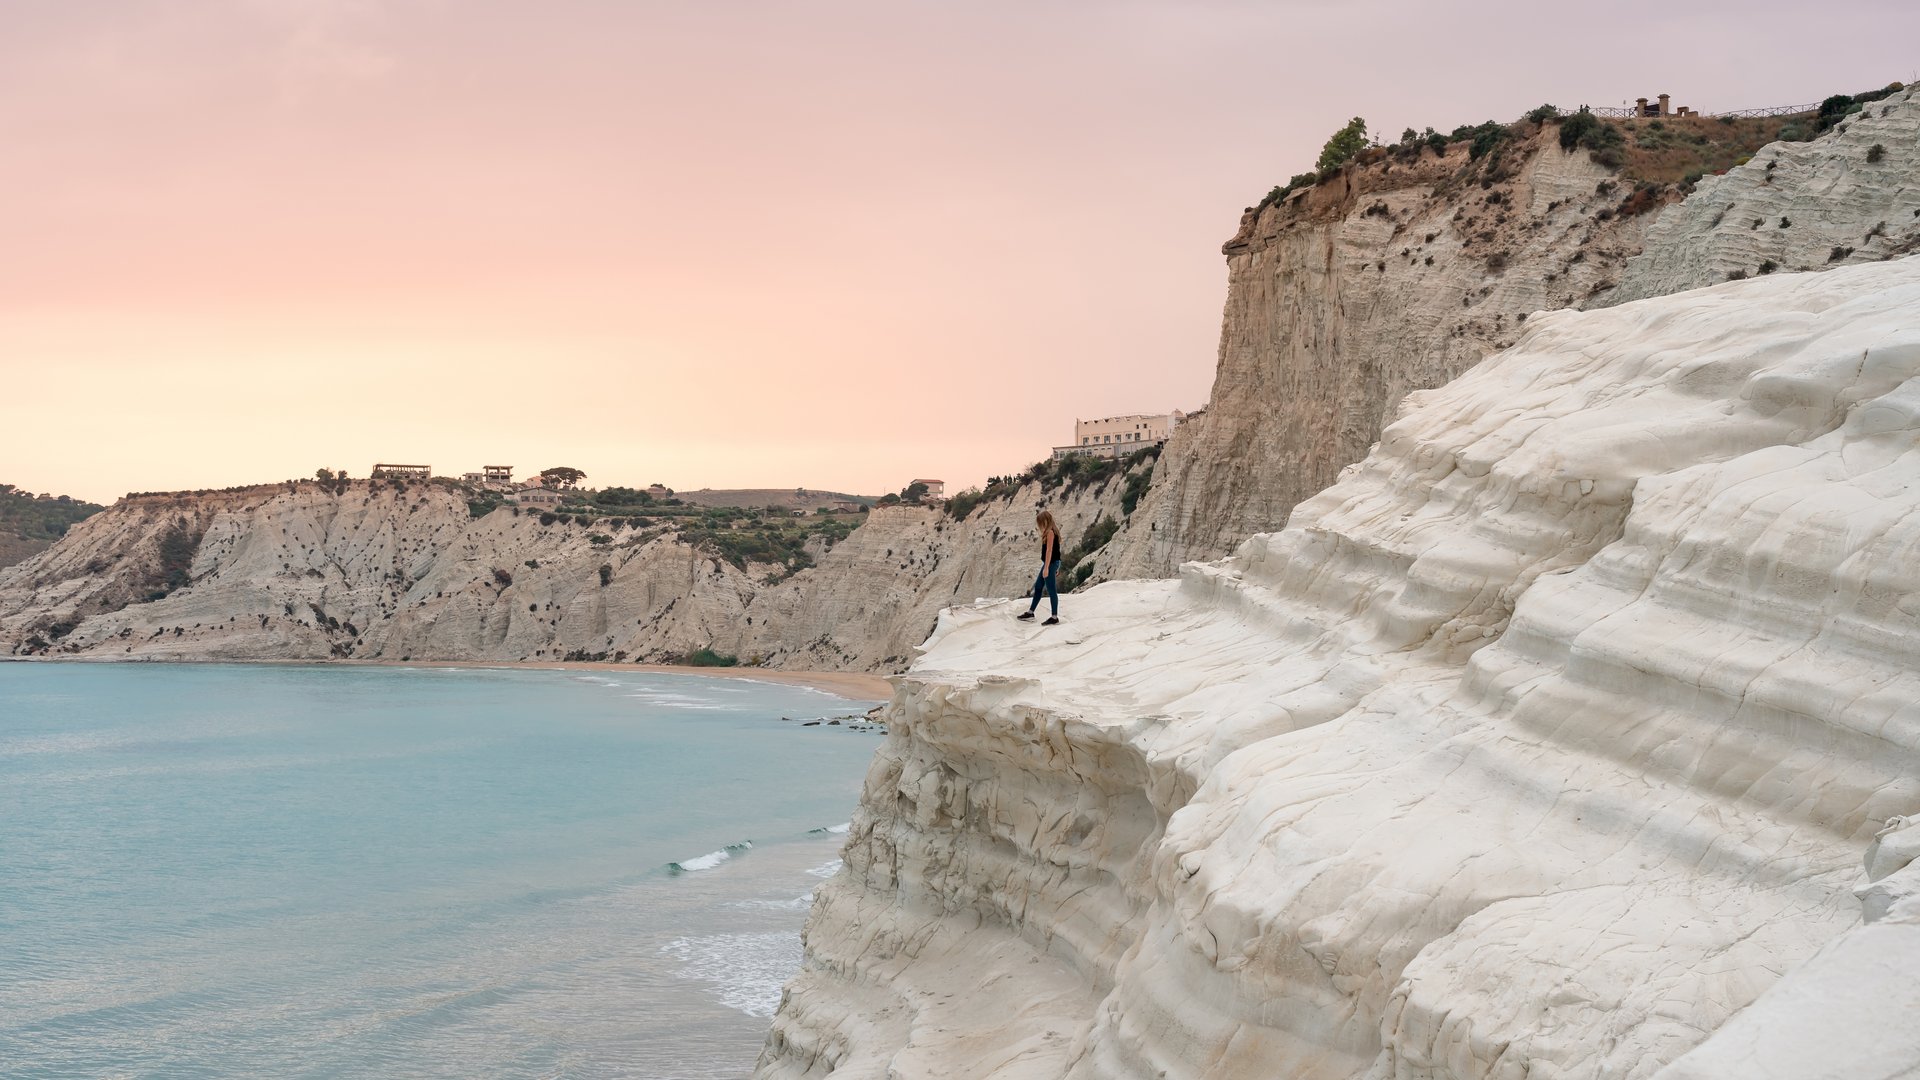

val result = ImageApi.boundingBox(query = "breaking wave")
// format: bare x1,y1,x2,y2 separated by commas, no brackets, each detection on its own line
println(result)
667,841,753,874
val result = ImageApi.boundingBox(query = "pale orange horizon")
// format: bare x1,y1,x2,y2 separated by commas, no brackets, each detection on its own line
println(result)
5,2,1915,505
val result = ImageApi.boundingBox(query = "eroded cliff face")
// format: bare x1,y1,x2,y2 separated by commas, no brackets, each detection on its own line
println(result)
1104,90,1920,579
0,483,746,661
0,464,1144,669
735,473,1137,670
760,257,1920,1079
1101,126,1657,579
1606,86,1920,303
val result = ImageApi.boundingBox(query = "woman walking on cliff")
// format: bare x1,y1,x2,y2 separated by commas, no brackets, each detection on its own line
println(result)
1017,510,1063,625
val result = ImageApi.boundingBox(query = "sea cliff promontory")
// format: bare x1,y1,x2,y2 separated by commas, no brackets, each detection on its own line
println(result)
756,89,1920,1078
1101,87,1920,578
0,460,1148,670
760,254,1920,1080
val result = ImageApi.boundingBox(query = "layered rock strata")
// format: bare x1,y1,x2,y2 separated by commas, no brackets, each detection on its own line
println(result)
759,258,1920,1079
1101,125,1660,579
1105,91,1920,578
1608,85,1920,303
0,465,1145,670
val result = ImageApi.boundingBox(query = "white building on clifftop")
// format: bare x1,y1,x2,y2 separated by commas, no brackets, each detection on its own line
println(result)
1053,411,1185,460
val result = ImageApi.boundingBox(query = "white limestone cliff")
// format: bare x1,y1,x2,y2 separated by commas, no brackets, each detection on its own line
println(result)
0,464,1143,668
738,473,1141,670
1100,124,1662,580
758,257,1920,1079
1607,86,1920,304
1104,92,1920,579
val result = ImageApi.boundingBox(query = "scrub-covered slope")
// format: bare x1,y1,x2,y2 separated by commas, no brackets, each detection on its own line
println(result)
0,463,1144,670
1608,85,1920,303
759,257,1920,1079
1098,119,1664,580
1105,87,1920,578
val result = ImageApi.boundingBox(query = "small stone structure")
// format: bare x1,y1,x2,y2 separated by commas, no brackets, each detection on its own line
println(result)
1633,94,1695,118
371,463,431,480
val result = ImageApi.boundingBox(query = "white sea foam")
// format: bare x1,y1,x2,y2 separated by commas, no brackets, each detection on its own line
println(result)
623,688,731,710
804,859,842,879
668,841,753,874
660,931,803,1019
733,892,816,913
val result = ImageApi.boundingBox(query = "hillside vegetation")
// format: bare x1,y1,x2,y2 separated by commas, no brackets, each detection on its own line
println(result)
1260,90,1902,213
0,484,104,569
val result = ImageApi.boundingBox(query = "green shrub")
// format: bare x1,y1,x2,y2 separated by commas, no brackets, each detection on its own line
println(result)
1457,121,1509,160
685,648,738,667
1758,260,1778,275
1059,515,1119,582
1315,116,1369,172
1525,103,1561,123
1867,143,1887,163
1261,171,1320,209
143,518,203,600
599,563,613,586
1120,468,1153,517
944,487,988,521
1558,108,1624,168
1828,246,1854,262
1776,120,1813,142
587,533,612,545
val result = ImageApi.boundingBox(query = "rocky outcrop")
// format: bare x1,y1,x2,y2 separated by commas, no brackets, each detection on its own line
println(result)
737,474,1138,670
1100,125,1661,579
0,463,1147,669
1647,818,1920,1080
759,258,1920,1079
0,482,753,662
1607,86,1920,303
1103,94,1920,580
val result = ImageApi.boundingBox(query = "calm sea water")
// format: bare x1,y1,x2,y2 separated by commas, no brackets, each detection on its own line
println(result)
0,662,883,1079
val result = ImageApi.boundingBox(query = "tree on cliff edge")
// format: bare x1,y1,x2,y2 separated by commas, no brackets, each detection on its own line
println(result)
1316,116,1369,172
541,467,586,489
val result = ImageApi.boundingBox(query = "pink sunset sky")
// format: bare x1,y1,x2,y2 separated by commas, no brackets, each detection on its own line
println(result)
4,1,1917,504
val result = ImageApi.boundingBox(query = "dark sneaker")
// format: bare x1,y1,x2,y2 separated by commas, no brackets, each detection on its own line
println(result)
1041,617,1059,626
1016,611,1035,621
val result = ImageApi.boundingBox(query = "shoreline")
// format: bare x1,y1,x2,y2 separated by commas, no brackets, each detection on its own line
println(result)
375,659,897,702
4,655,896,703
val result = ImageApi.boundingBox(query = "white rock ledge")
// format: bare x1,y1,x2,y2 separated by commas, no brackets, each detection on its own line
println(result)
758,258,1920,1080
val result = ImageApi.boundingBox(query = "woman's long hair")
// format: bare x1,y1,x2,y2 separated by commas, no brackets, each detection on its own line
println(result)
1036,509,1057,540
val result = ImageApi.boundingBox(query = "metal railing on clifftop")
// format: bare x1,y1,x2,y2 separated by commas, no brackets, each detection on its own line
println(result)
1581,102,1820,119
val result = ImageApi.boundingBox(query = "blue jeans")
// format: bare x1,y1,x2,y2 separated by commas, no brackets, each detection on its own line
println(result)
1028,560,1061,616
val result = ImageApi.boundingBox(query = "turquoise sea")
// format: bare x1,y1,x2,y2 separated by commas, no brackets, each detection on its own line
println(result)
0,662,883,1079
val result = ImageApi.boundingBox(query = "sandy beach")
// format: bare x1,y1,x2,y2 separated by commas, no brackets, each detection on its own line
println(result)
6,655,896,703
372,659,896,702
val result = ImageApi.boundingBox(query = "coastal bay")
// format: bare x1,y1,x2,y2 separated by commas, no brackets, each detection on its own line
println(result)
0,662,883,1078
